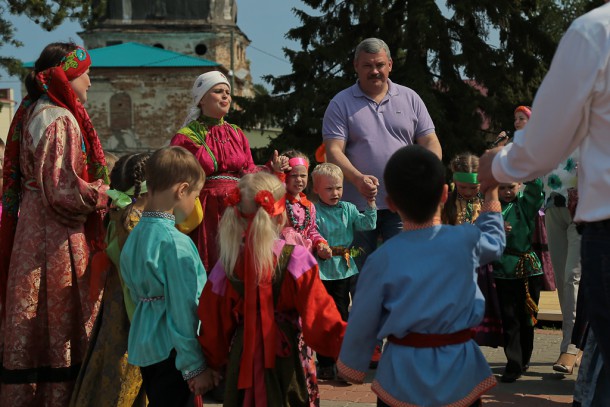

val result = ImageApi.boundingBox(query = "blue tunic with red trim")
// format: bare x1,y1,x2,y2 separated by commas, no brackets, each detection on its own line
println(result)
337,211,505,406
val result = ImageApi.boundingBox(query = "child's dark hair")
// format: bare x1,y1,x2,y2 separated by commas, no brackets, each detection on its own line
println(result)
25,42,79,101
147,146,205,193
110,153,150,199
106,152,150,228
442,153,479,225
384,145,445,223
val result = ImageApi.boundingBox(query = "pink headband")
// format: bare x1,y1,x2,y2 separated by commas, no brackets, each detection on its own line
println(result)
514,105,531,119
288,157,309,169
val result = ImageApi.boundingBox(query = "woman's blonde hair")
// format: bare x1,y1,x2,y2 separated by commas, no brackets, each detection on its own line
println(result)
218,172,286,282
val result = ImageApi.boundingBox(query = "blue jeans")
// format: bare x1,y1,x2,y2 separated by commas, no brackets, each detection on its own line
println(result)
350,209,402,299
580,221,610,371
573,330,610,406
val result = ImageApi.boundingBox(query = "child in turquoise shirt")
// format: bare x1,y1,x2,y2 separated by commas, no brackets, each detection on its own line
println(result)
121,146,218,405
312,163,376,380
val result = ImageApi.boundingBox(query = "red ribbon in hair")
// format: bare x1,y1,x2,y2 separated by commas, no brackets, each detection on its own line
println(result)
225,186,241,207
254,190,285,217
236,228,278,390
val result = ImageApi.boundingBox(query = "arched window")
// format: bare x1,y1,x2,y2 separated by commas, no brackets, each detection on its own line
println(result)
110,93,133,131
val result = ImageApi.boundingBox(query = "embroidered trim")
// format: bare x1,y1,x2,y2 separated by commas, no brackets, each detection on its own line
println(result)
336,359,366,384
182,365,207,381
208,175,240,181
142,211,175,221
140,296,164,302
403,216,441,231
372,375,496,407
481,200,501,213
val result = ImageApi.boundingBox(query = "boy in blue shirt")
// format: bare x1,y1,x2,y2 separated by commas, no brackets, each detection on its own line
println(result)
121,146,218,406
338,146,506,406
312,162,376,380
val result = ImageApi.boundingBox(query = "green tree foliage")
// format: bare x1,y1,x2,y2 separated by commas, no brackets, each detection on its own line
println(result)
0,0,104,78
232,0,597,163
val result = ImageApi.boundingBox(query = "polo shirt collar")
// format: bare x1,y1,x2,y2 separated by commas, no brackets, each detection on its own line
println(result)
352,78,399,99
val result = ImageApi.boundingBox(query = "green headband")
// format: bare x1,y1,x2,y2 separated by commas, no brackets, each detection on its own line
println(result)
453,172,479,184
107,181,148,208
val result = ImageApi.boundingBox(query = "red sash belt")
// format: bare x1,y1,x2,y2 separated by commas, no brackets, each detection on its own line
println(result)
387,328,475,348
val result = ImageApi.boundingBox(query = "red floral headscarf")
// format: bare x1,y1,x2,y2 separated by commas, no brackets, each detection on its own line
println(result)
0,46,109,308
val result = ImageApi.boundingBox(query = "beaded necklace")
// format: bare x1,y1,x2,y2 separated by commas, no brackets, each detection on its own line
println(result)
457,193,483,225
285,199,311,233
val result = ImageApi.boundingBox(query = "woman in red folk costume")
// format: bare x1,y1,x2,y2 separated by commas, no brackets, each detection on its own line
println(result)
198,172,346,406
170,71,286,271
0,43,109,406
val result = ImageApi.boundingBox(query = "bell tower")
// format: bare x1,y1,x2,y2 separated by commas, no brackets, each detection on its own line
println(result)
81,0,252,96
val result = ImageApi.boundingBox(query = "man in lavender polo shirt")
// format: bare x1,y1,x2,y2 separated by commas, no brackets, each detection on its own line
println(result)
322,37,442,268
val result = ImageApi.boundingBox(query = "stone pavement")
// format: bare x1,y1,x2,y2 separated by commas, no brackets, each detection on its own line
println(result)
203,328,577,406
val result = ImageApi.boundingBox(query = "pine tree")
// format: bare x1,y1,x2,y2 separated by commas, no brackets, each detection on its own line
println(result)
0,0,101,78
232,0,597,163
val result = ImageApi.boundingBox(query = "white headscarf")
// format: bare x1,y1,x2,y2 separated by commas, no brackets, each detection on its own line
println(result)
182,71,231,127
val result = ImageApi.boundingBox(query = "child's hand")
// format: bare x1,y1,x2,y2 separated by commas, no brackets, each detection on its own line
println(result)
367,196,377,207
271,150,290,172
504,221,512,234
358,175,378,200
317,243,332,259
188,368,219,395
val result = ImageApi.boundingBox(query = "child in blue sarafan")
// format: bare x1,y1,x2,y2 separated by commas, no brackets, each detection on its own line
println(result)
311,162,377,380
337,145,506,407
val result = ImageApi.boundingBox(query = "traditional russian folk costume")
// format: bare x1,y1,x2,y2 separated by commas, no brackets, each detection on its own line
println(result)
171,116,259,271
494,179,545,377
280,192,329,388
451,193,505,348
0,49,109,406
314,201,377,283
120,212,207,405
198,241,346,407
281,193,327,252
337,207,505,406
69,208,145,407
314,201,376,370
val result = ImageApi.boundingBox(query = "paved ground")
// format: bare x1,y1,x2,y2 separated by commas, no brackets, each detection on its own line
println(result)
203,328,576,406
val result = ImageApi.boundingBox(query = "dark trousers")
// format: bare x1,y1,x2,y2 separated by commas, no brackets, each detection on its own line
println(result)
495,275,543,375
140,350,191,407
377,398,482,406
318,278,351,368
581,221,610,369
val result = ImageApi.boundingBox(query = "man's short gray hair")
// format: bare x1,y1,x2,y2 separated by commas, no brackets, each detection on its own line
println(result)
354,38,392,61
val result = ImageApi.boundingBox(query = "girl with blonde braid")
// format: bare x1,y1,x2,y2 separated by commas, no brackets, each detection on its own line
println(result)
197,172,345,406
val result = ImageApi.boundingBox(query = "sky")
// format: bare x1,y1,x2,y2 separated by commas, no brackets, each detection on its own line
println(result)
0,0,313,101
